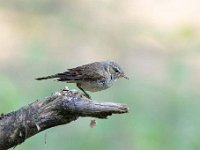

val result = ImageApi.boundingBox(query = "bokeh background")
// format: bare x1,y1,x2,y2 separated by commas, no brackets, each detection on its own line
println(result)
1,0,200,150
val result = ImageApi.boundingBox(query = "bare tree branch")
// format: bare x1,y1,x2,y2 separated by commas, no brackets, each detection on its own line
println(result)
0,87,129,150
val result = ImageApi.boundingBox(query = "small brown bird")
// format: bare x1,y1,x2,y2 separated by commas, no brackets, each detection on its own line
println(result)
36,61,128,98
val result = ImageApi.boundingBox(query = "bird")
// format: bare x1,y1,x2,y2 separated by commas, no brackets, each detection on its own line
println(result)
36,61,128,99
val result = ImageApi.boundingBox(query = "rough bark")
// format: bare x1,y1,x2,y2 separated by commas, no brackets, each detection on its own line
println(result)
0,87,128,150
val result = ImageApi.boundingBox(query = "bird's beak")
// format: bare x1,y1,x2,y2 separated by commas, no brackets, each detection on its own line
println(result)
123,75,129,80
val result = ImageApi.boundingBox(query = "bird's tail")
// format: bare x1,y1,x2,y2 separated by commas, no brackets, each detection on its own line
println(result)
35,74,58,80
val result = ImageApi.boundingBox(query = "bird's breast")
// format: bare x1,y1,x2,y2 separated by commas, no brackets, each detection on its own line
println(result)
79,79,113,92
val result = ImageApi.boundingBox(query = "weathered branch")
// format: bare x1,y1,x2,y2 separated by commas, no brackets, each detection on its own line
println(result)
0,87,128,150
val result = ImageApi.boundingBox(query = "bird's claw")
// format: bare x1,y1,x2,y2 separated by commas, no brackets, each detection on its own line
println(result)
84,93,91,99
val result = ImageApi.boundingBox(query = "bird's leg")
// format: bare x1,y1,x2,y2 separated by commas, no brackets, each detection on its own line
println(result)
77,83,91,99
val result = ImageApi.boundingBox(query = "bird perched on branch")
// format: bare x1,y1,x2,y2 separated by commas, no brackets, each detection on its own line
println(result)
36,61,128,99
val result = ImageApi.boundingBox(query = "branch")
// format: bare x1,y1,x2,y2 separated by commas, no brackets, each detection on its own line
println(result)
0,87,129,150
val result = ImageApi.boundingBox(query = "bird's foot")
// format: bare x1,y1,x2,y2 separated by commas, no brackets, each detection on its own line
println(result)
84,92,91,99
76,83,92,99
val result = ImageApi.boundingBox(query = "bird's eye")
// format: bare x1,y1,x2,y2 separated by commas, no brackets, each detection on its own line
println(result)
113,68,119,73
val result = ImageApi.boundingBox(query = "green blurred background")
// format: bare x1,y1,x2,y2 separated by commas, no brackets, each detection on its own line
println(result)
0,0,200,150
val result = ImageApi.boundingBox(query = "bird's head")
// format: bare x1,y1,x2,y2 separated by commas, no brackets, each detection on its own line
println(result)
107,61,129,80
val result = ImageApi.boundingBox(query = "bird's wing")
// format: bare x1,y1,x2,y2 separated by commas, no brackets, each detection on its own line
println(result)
57,62,107,82
69,64,106,81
